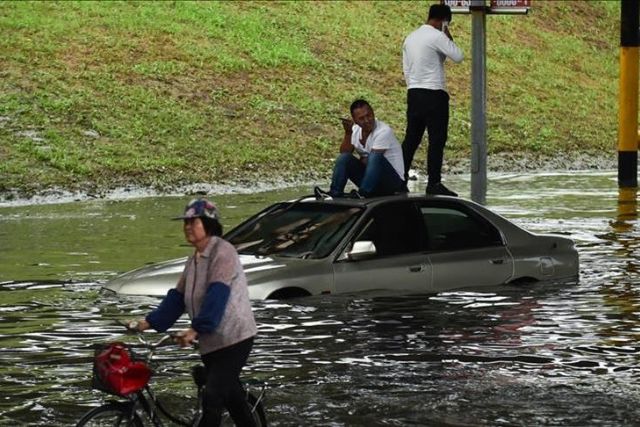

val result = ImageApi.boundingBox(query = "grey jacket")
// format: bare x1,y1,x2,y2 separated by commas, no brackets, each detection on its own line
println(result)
177,236,257,355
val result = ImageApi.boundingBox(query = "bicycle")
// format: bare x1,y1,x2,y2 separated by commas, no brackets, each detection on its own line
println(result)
76,329,267,426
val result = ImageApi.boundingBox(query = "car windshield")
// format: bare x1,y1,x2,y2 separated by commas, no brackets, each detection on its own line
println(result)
227,202,363,259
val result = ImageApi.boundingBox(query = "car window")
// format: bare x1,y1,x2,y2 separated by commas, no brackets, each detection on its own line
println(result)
419,204,503,251
352,202,425,257
226,202,363,259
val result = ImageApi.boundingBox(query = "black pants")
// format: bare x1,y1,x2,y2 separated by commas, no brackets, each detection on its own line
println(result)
199,337,256,427
402,88,450,185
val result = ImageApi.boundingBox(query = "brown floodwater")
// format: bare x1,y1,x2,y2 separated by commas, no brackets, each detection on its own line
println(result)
1,172,640,426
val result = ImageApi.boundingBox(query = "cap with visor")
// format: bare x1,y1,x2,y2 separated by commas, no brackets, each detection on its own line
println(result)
173,198,219,221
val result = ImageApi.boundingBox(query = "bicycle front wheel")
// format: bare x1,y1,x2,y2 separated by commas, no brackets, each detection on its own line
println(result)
219,392,267,427
75,402,143,427
248,392,267,427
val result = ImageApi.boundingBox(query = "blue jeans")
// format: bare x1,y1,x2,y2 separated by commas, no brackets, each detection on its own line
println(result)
329,152,404,197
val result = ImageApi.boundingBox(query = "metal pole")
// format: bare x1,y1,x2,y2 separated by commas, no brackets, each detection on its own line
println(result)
470,0,487,204
618,0,639,188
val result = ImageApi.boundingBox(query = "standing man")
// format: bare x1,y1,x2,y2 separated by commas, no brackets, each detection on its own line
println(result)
314,99,405,199
402,3,464,196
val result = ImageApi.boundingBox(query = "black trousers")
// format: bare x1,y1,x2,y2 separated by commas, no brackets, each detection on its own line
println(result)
401,88,450,185
199,337,256,427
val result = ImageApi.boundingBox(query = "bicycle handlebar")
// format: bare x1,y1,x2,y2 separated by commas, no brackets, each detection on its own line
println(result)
118,319,198,349
110,320,177,354
141,333,178,363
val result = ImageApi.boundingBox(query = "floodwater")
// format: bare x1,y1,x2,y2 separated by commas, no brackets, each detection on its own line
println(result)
1,171,640,426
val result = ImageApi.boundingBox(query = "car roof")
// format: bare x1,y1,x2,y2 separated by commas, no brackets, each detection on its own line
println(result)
285,193,510,228
289,193,471,208
282,193,533,244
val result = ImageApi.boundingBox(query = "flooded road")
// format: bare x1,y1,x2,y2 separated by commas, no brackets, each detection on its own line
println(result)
2,171,640,426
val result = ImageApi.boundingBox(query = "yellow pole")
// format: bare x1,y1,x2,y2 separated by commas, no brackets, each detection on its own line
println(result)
618,0,639,188
618,47,639,152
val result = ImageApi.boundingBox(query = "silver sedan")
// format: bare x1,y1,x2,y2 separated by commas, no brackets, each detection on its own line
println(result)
104,194,579,299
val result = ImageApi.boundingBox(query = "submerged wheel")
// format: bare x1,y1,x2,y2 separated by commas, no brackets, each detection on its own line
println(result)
220,392,267,427
267,287,311,299
247,392,267,427
75,402,143,427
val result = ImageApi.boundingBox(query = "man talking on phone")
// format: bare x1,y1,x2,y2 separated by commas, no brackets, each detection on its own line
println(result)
314,99,405,199
402,3,463,196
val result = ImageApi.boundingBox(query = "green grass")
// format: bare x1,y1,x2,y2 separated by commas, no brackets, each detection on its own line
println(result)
0,1,622,195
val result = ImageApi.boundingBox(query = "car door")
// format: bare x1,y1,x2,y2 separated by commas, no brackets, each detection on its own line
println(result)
418,201,514,293
332,201,432,294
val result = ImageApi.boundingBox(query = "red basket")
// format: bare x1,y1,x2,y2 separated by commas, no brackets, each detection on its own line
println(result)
91,342,152,397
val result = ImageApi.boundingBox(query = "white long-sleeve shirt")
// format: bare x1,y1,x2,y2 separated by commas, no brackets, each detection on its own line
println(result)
403,24,464,91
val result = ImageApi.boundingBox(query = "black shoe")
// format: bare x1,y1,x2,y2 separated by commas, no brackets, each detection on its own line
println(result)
314,186,332,200
348,189,364,199
426,182,458,197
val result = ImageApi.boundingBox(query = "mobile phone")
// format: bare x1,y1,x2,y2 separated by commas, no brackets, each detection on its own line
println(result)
442,21,449,32
339,117,352,126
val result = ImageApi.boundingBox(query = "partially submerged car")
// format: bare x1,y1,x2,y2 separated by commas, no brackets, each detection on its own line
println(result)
104,194,578,299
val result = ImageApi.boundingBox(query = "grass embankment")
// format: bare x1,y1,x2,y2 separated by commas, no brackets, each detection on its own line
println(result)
0,1,620,196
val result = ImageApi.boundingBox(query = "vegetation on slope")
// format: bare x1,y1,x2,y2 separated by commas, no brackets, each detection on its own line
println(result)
0,1,620,195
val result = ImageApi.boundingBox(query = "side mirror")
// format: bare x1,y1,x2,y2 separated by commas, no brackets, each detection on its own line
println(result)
347,241,377,261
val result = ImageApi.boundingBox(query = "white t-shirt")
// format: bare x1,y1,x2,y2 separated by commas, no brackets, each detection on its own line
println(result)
403,24,464,91
351,119,405,180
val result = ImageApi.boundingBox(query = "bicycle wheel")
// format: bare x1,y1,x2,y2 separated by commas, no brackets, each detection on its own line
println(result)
75,402,143,427
247,392,267,427
219,392,267,427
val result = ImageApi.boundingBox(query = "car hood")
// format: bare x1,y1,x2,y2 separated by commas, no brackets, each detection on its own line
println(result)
103,254,290,297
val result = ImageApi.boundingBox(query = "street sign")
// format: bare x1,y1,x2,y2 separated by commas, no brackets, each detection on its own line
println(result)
442,0,530,15
490,0,530,14
442,0,473,13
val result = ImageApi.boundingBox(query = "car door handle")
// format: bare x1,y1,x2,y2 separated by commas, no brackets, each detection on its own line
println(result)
409,264,427,272
490,259,505,265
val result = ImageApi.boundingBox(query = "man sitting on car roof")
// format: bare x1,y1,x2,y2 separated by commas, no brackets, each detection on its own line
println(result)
314,99,406,199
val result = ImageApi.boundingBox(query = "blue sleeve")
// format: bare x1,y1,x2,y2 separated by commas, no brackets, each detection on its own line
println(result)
191,282,230,334
145,288,185,332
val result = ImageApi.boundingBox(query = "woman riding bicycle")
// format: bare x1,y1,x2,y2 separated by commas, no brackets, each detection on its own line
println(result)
131,198,258,427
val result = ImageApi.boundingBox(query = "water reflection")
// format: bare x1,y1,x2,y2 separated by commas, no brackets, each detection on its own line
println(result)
595,187,640,347
2,172,640,425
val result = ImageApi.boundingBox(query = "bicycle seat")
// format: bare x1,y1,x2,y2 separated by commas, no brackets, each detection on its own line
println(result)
191,364,207,388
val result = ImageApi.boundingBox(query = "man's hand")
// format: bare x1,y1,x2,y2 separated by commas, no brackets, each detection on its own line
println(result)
443,25,453,41
339,117,355,154
340,117,354,134
174,328,198,347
